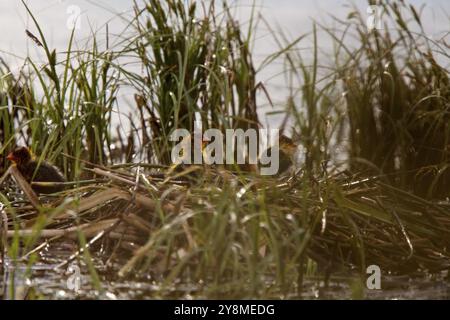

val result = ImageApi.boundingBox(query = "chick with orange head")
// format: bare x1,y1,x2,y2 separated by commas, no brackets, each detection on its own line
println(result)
7,146,66,194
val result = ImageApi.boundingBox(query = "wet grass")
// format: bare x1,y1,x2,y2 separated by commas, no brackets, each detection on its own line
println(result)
0,0,449,299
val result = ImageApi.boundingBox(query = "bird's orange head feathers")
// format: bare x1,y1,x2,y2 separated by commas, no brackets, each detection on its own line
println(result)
7,147,34,166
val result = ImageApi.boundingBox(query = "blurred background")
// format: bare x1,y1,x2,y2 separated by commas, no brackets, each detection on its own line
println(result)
1,0,448,119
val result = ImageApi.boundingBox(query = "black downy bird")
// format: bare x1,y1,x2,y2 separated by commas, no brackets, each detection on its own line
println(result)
7,146,66,194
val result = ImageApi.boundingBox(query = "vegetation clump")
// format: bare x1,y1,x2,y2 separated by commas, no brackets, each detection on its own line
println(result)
0,0,448,299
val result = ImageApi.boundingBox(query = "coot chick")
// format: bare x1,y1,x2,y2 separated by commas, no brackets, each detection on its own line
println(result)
7,146,66,194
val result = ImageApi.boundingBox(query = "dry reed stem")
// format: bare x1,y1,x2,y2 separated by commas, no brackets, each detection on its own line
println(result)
2,166,40,209
6,218,119,239
10,166,41,209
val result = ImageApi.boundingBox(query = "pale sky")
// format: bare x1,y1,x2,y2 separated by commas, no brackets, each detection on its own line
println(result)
1,1,447,61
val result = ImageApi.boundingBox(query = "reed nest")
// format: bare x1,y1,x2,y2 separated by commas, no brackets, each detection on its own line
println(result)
1,163,450,289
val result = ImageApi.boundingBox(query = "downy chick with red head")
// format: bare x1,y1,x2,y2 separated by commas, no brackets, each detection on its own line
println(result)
7,146,66,194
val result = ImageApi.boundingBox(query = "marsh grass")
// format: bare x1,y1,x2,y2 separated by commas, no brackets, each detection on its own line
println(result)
125,0,260,164
267,2,449,200
335,2,450,199
0,0,449,299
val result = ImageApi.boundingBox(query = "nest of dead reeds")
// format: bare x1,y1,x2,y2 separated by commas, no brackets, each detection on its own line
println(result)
1,163,450,298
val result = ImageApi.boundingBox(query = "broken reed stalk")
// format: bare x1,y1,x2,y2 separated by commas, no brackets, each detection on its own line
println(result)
9,166,40,209
57,187,173,220
0,165,41,209
6,218,119,239
31,179,100,188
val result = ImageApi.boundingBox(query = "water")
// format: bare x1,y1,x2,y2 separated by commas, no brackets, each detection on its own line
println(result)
3,246,450,299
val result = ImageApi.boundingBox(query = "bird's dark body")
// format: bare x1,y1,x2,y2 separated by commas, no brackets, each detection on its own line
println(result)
7,147,66,194
18,161,66,194
260,148,294,175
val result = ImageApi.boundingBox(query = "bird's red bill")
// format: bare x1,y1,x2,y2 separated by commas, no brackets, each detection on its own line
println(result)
7,153,16,162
